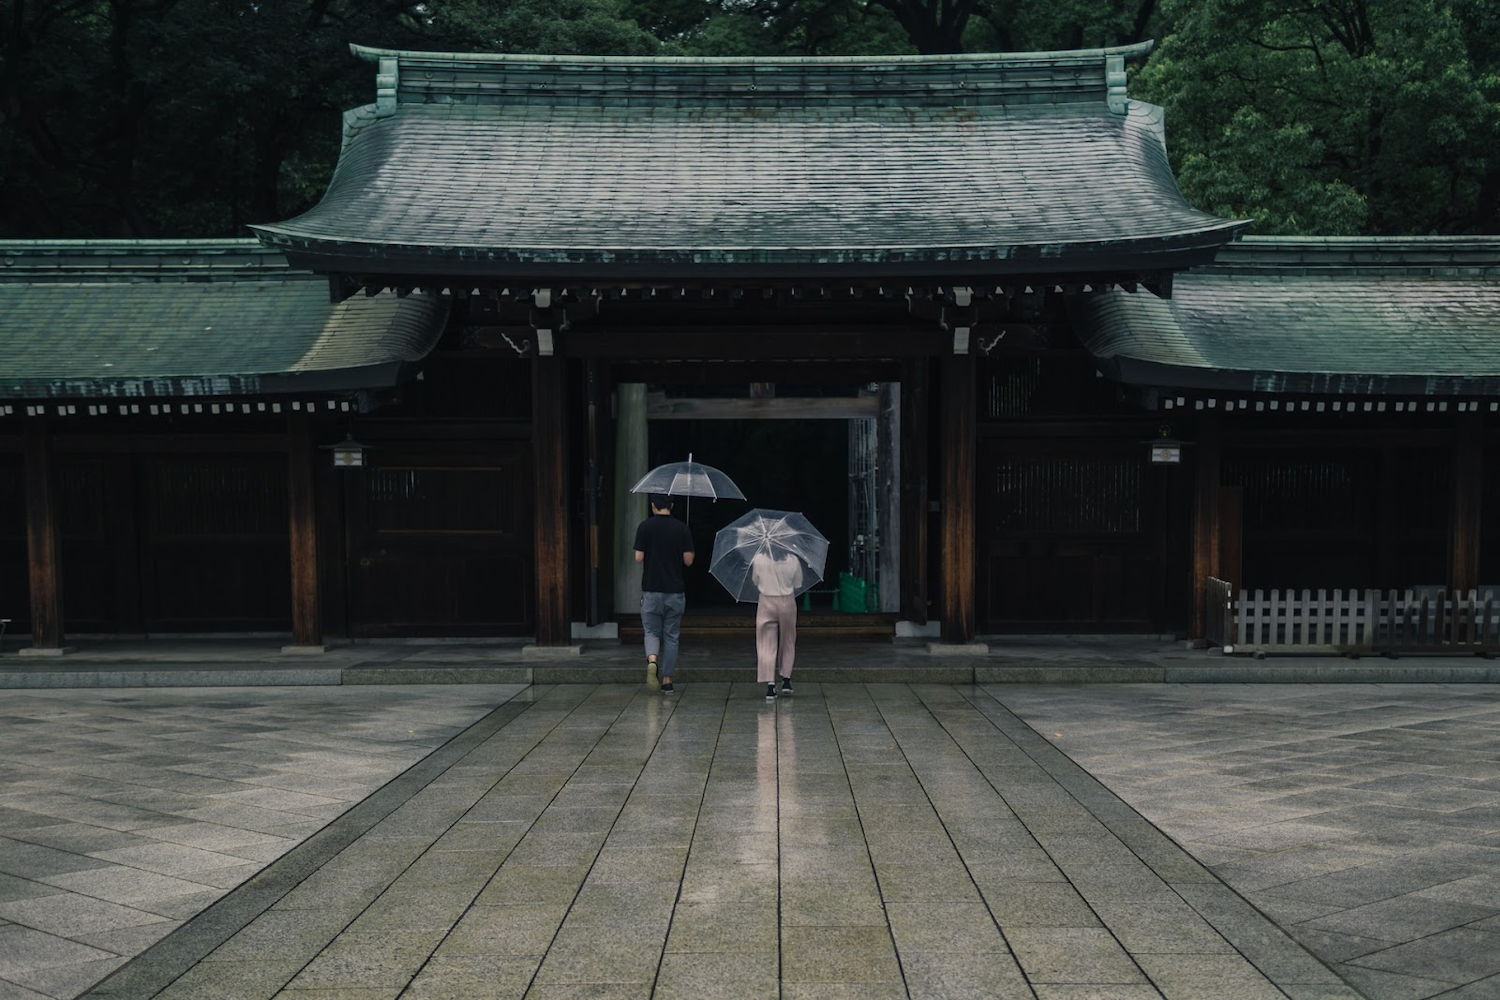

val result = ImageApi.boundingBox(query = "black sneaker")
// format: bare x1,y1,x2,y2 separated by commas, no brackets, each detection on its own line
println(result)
766,683,777,701
780,678,793,696
661,679,674,693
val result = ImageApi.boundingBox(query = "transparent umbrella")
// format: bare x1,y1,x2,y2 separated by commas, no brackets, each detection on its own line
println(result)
629,453,746,500
710,509,829,603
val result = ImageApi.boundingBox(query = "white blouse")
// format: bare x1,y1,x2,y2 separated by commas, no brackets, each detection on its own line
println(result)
751,552,803,597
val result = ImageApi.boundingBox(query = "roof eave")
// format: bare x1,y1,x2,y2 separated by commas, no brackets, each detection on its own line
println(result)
0,360,431,403
255,226,1246,286
1095,355,1500,398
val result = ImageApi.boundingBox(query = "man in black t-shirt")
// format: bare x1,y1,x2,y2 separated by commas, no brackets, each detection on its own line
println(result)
634,493,695,693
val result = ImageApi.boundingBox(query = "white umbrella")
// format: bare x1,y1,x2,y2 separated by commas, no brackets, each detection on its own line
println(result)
629,453,746,500
710,509,829,603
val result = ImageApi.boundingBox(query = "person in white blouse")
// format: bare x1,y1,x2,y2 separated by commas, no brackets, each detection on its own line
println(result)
751,549,803,701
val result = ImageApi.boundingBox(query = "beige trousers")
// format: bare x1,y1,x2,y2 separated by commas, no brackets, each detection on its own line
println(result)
756,594,797,683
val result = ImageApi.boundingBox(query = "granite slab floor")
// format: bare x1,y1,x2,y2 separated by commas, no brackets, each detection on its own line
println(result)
993,683,1500,1000
0,685,528,1000
64,682,1348,1000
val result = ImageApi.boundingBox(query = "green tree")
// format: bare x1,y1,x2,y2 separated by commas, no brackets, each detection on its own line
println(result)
0,0,661,237
1137,0,1500,234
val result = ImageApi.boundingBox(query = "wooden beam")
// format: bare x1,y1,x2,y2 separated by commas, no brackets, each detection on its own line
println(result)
611,361,902,385
646,394,879,421
53,434,288,453
22,419,65,650
561,326,945,360
1451,412,1483,594
1190,412,1222,642
533,355,570,644
901,359,930,624
287,414,323,649
939,355,976,643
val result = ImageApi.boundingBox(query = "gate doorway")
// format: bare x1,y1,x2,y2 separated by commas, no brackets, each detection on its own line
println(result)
648,419,848,613
616,382,900,634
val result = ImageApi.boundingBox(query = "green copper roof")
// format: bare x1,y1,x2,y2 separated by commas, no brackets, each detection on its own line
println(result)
0,240,448,401
251,45,1244,282
1078,237,1500,396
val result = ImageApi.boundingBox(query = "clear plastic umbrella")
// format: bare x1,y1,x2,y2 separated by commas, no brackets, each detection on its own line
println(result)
629,452,746,500
710,509,829,603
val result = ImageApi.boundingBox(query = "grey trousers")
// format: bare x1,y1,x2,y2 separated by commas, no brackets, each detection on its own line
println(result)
756,594,797,683
641,591,686,677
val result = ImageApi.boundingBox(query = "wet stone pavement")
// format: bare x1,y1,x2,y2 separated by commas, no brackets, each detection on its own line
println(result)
6,680,1497,998
0,681,1362,1000
0,686,525,1000
996,684,1500,1000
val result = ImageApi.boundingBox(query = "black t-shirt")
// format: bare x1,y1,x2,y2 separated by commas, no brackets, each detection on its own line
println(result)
634,514,695,594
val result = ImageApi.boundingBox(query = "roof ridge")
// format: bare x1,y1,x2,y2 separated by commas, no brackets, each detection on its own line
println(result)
0,240,295,282
1211,235,1500,273
348,42,1154,69
349,42,1153,112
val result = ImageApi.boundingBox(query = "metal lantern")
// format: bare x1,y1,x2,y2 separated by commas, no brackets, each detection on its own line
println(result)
328,436,367,468
1145,426,1184,464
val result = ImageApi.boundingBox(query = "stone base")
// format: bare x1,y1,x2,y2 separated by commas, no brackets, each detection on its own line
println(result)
18,646,76,657
280,644,328,656
522,643,584,659
895,620,940,638
925,642,990,656
570,621,619,640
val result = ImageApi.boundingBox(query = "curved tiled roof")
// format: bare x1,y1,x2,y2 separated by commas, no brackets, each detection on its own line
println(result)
0,240,448,400
1078,237,1500,396
251,45,1244,282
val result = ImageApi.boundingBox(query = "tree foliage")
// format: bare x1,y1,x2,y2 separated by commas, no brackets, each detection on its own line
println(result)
1137,0,1500,234
1,0,1495,237
0,0,658,236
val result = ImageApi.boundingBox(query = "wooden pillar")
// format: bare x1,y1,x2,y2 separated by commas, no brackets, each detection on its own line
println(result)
1190,412,1223,641
939,354,976,644
23,419,65,651
877,382,901,612
613,382,648,618
1451,412,1483,594
533,355,570,645
900,359,930,624
1374,448,1400,586
286,414,323,650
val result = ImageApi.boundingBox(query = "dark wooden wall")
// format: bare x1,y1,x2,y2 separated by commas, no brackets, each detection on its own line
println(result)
338,442,534,636
2,449,295,635
974,352,1179,633
0,452,27,633
1221,444,1450,592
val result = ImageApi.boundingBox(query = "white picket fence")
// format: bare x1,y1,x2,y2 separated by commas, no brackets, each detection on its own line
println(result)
1217,584,1500,656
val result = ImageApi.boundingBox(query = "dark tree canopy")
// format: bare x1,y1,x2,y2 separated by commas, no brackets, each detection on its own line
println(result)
1,0,1494,238
1137,0,1500,234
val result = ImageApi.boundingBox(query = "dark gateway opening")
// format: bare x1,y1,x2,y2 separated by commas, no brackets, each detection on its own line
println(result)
647,418,850,615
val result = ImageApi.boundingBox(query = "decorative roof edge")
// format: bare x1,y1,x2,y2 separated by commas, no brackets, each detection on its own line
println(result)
1210,235,1500,273
1,238,269,256
0,239,288,282
1098,354,1500,398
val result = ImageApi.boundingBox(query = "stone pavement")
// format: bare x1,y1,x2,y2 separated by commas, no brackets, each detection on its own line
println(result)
997,684,1500,1000
0,686,526,1000
1,667,1497,998
2,680,1342,1000
7,634,1500,687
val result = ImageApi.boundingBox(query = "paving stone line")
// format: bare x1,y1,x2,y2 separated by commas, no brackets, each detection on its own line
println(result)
44,681,1443,1000
950,684,1354,999
75,688,553,1000
990,684,1500,1000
